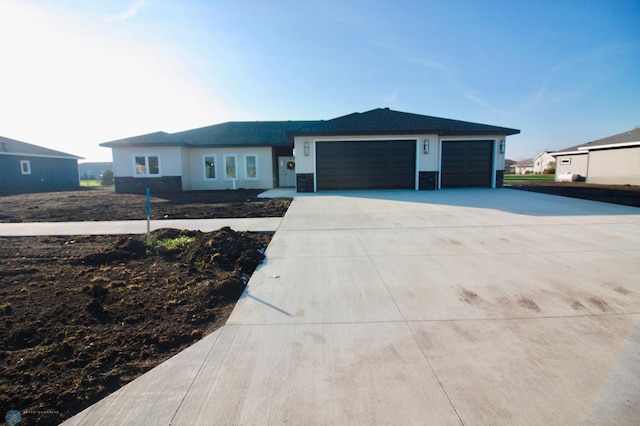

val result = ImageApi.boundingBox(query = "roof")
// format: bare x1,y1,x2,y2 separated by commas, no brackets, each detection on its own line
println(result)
514,158,534,166
552,127,640,155
100,109,520,149
101,121,321,148
287,108,521,139
0,136,82,159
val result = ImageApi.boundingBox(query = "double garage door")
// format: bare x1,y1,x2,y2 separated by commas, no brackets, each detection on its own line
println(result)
315,139,493,190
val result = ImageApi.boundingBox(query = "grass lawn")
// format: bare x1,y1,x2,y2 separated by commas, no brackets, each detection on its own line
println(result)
504,174,555,183
80,179,103,187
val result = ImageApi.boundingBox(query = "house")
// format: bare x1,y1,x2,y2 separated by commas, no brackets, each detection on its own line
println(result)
78,162,113,180
513,158,534,175
504,159,517,174
512,152,555,175
100,108,520,194
551,128,640,185
0,136,82,193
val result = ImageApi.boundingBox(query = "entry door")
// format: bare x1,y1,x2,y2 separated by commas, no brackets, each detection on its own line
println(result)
278,156,296,187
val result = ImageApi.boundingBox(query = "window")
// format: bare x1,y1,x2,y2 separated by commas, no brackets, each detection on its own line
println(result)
244,154,258,180
203,155,217,180
20,160,31,175
133,154,161,177
560,158,571,165
223,154,237,180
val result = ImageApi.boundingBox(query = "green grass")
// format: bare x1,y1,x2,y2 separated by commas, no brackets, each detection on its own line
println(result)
504,174,555,183
80,179,103,187
146,235,196,251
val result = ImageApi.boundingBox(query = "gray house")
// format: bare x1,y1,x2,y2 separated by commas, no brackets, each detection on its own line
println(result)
551,128,640,185
101,108,520,194
0,136,82,193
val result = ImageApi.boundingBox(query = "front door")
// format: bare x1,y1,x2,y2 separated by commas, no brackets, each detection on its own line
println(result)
278,156,296,187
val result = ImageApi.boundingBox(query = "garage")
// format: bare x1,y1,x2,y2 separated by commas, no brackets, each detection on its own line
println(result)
441,140,494,188
316,140,416,190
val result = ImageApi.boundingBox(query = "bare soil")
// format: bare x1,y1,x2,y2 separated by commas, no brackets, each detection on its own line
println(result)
0,189,285,425
0,188,290,223
507,181,640,208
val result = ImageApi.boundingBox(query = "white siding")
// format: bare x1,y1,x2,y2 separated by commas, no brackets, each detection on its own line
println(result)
587,147,640,185
112,147,183,177
187,147,274,190
554,153,588,179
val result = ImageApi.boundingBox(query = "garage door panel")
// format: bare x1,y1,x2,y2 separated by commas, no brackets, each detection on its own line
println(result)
316,141,416,190
442,140,493,188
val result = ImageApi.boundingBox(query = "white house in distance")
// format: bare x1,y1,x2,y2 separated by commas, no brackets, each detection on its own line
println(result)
100,108,520,193
551,127,640,185
513,151,555,175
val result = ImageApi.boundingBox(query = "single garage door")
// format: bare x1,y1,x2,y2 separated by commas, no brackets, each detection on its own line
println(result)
441,140,493,188
316,140,416,190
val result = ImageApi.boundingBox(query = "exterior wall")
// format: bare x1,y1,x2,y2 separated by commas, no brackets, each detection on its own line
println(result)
554,153,588,179
0,155,79,193
187,147,274,190
532,152,555,174
112,146,184,193
587,147,640,185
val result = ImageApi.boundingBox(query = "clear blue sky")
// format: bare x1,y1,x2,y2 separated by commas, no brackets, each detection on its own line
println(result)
1,0,638,162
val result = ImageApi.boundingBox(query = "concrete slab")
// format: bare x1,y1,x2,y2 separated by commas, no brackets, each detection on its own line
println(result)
170,323,461,425
409,315,640,425
62,189,640,425
64,328,223,425
0,217,282,236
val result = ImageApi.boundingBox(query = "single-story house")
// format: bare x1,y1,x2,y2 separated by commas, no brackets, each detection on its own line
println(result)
551,127,640,185
513,158,534,175
100,108,520,193
0,136,83,193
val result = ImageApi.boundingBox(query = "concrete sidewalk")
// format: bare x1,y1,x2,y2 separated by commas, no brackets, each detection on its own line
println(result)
64,188,640,425
0,217,282,236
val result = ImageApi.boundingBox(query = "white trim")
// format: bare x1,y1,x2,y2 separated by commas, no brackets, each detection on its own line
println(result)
132,153,162,178
559,158,571,165
20,160,31,175
222,154,238,181
243,153,259,180
202,154,218,181
550,150,587,156
578,140,640,151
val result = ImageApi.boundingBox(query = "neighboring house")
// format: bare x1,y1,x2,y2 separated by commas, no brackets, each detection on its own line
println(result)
532,151,555,174
514,158,534,174
504,159,516,174
101,108,519,194
0,136,82,193
513,152,554,175
551,128,640,185
78,162,113,180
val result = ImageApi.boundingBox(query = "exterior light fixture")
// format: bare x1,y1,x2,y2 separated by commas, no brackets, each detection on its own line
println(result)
423,139,429,154
499,140,505,154
304,141,310,156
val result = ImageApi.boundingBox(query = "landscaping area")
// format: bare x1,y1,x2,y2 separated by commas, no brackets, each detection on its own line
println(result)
507,180,640,208
0,189,284,425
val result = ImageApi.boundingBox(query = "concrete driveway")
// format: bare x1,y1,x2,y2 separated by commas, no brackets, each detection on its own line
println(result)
66,188,640,425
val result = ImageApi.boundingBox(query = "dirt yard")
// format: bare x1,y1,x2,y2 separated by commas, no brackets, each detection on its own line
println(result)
0,189,285,425
507,181,640,208
0,188,290,222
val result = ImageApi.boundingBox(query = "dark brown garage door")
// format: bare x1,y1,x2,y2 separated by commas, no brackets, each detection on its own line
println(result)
316,140,416,190
441,140,493,188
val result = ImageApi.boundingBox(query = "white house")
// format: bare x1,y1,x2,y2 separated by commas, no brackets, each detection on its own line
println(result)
100,108,520,194
551,128,640,185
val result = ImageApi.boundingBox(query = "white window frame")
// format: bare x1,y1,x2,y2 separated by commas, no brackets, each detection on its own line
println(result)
223,154,237,181
133,154,161,178
20,160,31,175
244,153,259,180
202,154,218,181
560,158,571,165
